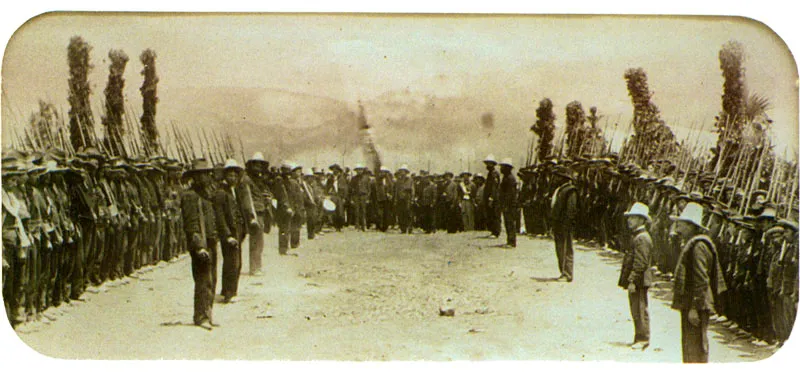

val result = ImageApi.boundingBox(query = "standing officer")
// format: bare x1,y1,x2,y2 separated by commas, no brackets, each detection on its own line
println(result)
459,172,475,231
244,152,270,276
499,158,518,248
327,164,349,232
351,164,370,231
394,165,414,234
670,202,726,363
180,158,218,328
214,159,248,303
550,166,578,282
274,162,293,255
483,155,502,239
619,202,654,350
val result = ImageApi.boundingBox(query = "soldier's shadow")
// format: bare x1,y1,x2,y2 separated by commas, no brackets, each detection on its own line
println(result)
530,276,561,282
160,320,213,331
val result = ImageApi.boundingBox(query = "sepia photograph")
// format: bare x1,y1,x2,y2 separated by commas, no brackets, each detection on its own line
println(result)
1,3,799,366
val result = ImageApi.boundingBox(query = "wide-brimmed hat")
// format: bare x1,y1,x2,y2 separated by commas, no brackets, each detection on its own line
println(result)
483,154,497,165
246,152,269,168
398,164,410,173
757,205,778,221
183,158,214,178
624,202,651,222
329,163,343,172
552,166,575,180
223,158,244,171
380,166,391,174
353,163,365,171
291,162,303,172
776,219,798,233
499,158,514,168
77,147,104,161
670,202,707,230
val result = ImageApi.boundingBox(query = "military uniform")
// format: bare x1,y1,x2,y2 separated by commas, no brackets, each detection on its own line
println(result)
180,159,219,326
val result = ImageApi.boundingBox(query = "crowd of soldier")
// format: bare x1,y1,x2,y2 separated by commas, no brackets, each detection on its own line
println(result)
4,147,798,345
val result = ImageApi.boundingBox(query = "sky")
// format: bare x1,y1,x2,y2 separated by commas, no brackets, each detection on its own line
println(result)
1,12,798,161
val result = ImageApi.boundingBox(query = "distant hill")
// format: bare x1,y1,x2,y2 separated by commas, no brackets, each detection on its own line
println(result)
159,86,536,171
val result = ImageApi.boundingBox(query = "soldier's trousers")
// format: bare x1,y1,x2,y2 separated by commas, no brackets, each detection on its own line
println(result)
220,238,242,299
306,206,318,239
377,201,392,232
680,309,710,363
486,204,501,237
278,216,292,255
3,240,26,326
503,209,518,247
554,228,574,280
396,200,412,233
461,201,475,231
629,287,650,343
523,205,535,235
190,240,217,325
291,213,303,248
420,206,435,233
249,214,265,273
354,200,367,231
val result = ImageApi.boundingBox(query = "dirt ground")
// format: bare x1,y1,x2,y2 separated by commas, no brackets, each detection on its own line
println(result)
6,226,791,362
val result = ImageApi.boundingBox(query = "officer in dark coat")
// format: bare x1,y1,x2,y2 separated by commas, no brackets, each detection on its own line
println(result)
670,202,727,363
180,158,219,328
393,165,414,234
550,166,578,282
483,155,502,238
619,202,654,350
498,158,518,248
214,159,249,303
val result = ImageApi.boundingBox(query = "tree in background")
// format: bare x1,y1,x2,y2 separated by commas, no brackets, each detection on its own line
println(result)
582,106,608,156
67,36,95,151
140,49,160,154
710,41,748,175
531,98,555,163
29,100,60,148
102,49,129,156
623,67,677,165
564,100,586,159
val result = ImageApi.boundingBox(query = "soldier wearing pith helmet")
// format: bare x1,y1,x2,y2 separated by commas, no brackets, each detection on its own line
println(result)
619,202,654,351
180,158,219,328
670,202,727,363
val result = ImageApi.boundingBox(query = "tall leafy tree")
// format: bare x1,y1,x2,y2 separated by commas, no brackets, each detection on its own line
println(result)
710,41,748,174
531,98,556,162
102,49,129,156
67,36,95,150
139,48,160,154
623,67,676,165
565,101,586,158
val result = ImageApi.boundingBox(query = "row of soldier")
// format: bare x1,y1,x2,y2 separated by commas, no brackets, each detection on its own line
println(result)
4,147,798,343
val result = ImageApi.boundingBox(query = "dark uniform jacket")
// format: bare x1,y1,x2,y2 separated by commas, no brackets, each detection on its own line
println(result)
214,182,248,241
483,169,501,207
394,175,414,202
619,226,653,288
672,235,727,312
180,187,218,251
499,173,518,212
550,181,578,230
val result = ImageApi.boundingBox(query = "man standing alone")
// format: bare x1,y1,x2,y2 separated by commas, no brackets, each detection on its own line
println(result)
499,158,518,248
670,202,726,363
550,166,578,282
619,202,653,350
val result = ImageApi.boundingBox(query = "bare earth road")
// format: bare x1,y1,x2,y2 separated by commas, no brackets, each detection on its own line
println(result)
7,227,791,362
